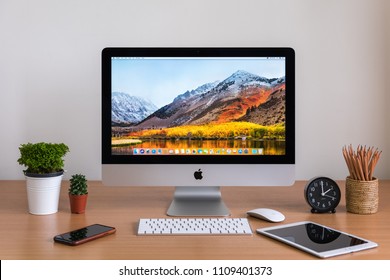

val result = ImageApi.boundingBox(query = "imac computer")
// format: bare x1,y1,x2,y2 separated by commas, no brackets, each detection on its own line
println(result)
102,47,295,216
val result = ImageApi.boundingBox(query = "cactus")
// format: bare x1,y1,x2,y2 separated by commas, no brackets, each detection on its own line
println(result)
69,174,88,195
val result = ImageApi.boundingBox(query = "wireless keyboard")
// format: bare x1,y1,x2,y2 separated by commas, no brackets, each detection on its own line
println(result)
138,218,252,235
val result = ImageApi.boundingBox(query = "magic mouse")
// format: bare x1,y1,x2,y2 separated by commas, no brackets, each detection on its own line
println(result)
246,208,285,223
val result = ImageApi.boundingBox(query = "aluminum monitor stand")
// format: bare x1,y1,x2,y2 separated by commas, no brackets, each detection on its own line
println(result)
167,186,230,216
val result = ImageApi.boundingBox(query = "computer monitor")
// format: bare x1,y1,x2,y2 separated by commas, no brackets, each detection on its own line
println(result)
102,47,295,216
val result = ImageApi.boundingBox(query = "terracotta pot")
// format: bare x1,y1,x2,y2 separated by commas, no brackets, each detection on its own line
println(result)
69,193,88,214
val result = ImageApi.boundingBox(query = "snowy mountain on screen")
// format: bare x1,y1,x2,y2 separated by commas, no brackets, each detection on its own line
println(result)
111,92,158,125
173,81,220,102
137,70,285,128
214,70,273,93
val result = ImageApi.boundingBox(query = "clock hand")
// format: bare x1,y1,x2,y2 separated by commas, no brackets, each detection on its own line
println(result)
323,194,335,199
321,187,333,196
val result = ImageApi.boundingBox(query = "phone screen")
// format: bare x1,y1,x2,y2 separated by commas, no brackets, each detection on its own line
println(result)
54,224,116,245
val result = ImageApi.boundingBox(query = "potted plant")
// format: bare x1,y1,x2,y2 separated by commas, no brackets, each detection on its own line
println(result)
17,142,69,215
69,174,88,214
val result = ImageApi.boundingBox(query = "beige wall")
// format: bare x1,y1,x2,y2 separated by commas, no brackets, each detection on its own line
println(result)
0,0,388,180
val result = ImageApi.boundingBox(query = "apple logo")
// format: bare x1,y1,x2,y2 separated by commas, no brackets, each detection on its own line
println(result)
194,169,203,180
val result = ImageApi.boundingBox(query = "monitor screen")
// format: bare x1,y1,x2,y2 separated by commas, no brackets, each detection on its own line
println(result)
102,48,295,216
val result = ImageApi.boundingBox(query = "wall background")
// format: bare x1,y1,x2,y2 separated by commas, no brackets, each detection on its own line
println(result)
0,0,389,180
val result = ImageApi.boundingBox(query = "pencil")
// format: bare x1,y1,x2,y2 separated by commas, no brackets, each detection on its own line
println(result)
342,145,381,181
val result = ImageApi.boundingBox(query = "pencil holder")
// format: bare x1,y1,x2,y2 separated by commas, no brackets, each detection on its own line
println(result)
345,177,378,214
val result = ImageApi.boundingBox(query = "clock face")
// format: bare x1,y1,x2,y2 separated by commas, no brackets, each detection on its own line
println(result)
305,223,341,243
304,177,341,213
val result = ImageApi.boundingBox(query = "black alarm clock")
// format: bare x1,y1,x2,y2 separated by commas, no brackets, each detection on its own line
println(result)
304,177,341,213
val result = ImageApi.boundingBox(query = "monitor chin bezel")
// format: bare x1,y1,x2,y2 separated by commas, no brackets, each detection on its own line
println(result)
103,154,294,165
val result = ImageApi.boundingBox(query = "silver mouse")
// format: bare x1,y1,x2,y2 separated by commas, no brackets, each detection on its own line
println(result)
246,208,285,223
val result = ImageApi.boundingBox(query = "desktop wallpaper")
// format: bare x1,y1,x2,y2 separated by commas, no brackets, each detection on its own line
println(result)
111,58,287,156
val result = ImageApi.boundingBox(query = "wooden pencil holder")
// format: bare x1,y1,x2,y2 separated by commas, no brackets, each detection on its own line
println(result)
345,176,378,214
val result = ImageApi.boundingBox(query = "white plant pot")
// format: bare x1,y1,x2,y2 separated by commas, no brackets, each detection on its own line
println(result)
25,174,63,215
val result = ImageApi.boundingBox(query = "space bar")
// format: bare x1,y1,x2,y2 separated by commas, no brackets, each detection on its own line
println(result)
172,229,237,234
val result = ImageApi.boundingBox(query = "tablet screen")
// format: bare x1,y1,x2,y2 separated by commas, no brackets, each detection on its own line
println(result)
258,221,378,258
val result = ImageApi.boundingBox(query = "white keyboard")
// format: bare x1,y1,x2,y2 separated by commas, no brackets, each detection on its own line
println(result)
138,218,252,235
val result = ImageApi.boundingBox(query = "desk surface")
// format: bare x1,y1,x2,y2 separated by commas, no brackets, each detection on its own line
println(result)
0,180,389,260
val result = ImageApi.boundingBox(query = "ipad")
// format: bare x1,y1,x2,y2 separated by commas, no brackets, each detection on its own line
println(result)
257,221,378,258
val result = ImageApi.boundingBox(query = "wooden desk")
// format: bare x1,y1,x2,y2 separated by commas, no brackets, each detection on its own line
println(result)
0,180,389,260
